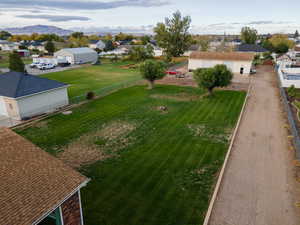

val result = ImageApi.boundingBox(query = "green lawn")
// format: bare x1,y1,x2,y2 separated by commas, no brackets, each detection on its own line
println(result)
41,61,141,102
16,85,246,225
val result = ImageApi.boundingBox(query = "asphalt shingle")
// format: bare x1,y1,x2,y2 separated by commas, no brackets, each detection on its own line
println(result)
0,72,67,98
0,128,88,225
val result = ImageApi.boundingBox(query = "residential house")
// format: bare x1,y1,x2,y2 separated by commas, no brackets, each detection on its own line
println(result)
89,40,106,50
289,46,300,59
54,48,98,64
28,41,46,52
0,127,89,225
0,40,19,51
16,49,30,57
0,72,69,120
188,51,255,75
236,44,268,55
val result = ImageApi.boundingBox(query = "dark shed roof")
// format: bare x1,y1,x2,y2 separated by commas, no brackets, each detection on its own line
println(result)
0,72,68,98
236,44,268,53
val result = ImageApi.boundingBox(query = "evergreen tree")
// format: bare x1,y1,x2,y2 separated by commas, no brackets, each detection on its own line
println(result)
45,40,55,55
9,52,25,72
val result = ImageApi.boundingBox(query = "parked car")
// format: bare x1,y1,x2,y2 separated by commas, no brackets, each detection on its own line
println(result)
38,63,56,70
58,62,71,67
166,70,180,75
250,68,257,74
30,62,40,68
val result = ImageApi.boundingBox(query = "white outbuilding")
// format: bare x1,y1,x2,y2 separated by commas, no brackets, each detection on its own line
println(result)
54,47,98,65
0,72,69,120
188,51,255,75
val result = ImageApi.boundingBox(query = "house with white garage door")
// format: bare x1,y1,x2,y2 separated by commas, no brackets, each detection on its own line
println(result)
188,51,255,75
54,47,98,65
0,72,69,120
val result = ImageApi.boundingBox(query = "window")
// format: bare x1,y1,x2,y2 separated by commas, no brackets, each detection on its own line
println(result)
37,207,63,225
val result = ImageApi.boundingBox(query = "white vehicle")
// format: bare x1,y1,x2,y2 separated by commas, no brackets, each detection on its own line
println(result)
38,63,56,70
30,62,40,68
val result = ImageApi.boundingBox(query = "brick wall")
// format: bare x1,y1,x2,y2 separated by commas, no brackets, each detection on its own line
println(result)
61,191,82,225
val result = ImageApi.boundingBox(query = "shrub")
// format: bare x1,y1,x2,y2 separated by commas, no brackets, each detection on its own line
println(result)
193,64,233,95
140,59,166,89
86,91,95,100
287,85,296,98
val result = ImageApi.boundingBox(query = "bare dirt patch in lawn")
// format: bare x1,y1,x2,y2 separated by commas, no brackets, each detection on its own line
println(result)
156,77,198,87
58,121,136,168
156,75,249,91
188,124,232,144
32,120,48,129
150,93,199,102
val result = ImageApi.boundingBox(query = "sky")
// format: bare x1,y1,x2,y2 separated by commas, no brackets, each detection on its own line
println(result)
0,0,300,34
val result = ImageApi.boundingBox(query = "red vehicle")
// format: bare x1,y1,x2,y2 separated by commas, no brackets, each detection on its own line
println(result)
166,70,180,75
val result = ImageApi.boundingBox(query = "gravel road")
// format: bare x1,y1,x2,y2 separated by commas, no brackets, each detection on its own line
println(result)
209,66,300,225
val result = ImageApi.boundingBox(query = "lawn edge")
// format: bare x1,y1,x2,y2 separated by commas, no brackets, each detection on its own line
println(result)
203,78,252,225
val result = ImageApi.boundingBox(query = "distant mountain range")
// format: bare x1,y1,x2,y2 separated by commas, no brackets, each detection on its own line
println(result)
3,25,74,35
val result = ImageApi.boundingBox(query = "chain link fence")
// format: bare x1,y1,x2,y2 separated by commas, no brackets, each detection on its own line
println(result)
276,65,300,159
69,78,143,104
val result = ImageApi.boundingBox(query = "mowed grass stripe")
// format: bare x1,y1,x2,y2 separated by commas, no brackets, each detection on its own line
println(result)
93,97,199,202
16,85,246,225
88,91,232,224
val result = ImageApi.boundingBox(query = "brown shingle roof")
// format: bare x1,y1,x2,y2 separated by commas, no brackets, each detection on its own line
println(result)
190,51,255,61
0,128,88,225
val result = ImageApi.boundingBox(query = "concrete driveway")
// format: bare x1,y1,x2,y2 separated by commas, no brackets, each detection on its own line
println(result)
209,66,300,225
0,115,20,128
25,64,81,75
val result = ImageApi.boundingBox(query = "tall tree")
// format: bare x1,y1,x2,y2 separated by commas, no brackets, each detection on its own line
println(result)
104,40,115,51
129,45,154,62
45,40,55,55
154,11,192,60
241,27,258,44
9,52,25,72
140,60,166,89
269,34,295,53
71,32,84,39
198,38,210,51
193,64,233,95
141,35,151,45
0,31,12,40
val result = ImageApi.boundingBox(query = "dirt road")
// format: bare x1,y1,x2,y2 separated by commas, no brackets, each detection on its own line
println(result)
209,66,300,225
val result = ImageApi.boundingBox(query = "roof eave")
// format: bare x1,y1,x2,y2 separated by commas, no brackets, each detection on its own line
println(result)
32,178,90,225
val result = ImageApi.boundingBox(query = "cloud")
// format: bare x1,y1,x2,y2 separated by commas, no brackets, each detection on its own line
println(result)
17,14,91,22
247,20,292,25
0,0,170,10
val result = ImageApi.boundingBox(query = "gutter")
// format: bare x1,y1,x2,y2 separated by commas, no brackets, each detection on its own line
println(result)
2,85,70,101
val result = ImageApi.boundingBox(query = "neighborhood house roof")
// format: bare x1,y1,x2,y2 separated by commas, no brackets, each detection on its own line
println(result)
30,41,44,47
190,51,255,61
0,128,88,225
0,72,68,98
236,44,268,53
57,47,97,55
89,40,99,44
